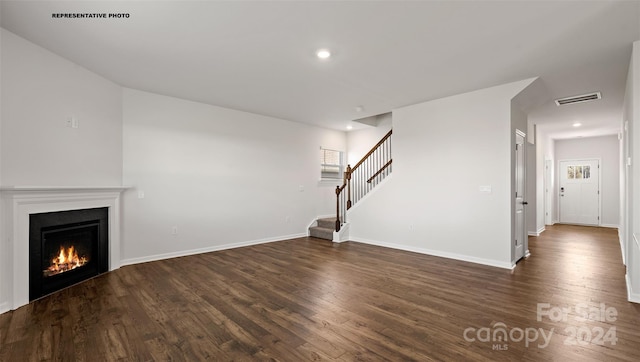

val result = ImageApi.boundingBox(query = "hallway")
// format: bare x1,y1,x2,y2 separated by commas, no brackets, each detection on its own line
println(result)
514,224,640,360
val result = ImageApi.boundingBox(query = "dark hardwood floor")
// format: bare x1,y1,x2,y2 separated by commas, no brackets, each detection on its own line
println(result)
1,224,640,361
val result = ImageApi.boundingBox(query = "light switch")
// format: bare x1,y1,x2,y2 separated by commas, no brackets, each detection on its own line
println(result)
479,185,492,194
66,116,79,128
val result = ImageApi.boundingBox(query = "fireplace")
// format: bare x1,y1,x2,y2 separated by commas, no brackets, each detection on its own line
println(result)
29,207,108,301
0,186,124,313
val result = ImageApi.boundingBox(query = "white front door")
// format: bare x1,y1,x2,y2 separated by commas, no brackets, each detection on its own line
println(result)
559,159,600,225
514,132,525,262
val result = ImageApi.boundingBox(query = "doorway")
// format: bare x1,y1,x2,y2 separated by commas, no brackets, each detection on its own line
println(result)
558,159,600,225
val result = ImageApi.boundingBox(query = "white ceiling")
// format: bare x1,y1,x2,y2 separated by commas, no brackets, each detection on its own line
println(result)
1,1,639,138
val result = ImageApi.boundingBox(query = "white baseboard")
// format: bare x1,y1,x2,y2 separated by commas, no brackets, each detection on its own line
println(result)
619,233,626,266
600,224,619,229
350,237,514,270
626,234,640,303
120,233,307,267
626,274,640,304
528,226,545,237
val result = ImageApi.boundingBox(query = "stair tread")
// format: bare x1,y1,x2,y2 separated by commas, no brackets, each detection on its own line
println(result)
316,217,338,230
309,226,334,231
318,217,337,222
309,223,334,241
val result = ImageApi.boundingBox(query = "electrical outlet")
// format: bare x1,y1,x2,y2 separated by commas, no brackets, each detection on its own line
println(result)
137,191,145,199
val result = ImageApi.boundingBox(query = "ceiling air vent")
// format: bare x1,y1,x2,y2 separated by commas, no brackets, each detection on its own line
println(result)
555,92,601,106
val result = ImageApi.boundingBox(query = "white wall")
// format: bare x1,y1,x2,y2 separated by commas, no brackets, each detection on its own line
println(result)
0,29,122,187
546,135,556,224
535,127,547,231
526,143,538,235
623,40,640,302
122,89,345,263
346,113,392,166
348,79,534,269
537,130,557,225
554,135,620,227
0,29,4,311
0,28,347,294
632,40,640,302
0,29,123,312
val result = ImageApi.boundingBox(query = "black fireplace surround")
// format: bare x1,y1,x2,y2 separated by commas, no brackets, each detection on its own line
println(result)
29,207,108,301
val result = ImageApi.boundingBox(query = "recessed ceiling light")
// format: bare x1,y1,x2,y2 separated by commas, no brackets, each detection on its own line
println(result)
346,125,353,130
573,122,582,127
355,105,364,112
316,49,331,59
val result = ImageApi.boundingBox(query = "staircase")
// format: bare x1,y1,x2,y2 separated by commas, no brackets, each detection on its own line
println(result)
308,217,336,240
309,129,393,241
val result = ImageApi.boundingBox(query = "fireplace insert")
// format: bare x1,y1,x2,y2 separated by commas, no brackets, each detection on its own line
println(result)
29,207,108,301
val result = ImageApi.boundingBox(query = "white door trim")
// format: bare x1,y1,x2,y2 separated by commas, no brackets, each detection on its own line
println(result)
514,130,526,263
545,159,553,225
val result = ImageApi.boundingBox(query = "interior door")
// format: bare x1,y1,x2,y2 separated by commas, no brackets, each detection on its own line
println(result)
559,159,599,225
514,132,525,262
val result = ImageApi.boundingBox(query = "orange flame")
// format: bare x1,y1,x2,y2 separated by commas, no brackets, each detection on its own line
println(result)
44,245,88,277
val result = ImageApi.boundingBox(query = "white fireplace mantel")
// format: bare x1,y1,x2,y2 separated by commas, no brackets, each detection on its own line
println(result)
0,186,128,313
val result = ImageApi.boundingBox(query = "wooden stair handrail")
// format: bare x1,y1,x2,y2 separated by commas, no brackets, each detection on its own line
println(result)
345,165,352,209
367,159,393,183
351,129,392,172
335,184,345,231
335,129,393,231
